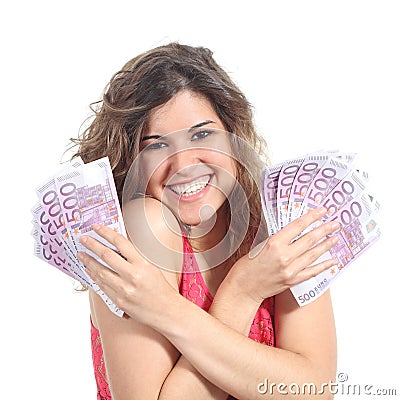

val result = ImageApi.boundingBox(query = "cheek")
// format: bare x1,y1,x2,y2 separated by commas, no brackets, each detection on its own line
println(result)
213,154,237,180
219,157,238,198
144,160,175,199
140,152,162,177
228,158,237,178
143,164,162,195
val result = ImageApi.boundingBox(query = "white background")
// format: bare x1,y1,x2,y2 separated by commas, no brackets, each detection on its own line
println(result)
1,1,399,398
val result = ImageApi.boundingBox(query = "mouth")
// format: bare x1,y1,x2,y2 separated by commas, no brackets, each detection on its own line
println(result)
166,174,213,198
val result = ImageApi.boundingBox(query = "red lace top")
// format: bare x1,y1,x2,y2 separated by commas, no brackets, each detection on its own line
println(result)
91,236,275,399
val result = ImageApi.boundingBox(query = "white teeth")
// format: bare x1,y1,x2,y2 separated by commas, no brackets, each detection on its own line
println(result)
169,175,211,197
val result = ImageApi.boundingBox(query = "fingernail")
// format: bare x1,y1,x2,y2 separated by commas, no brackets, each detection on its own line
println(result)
93,224,101,231
317,207,327,215
80,236,88,244
331,221,341,230
331,235,340,244
328,259,338,269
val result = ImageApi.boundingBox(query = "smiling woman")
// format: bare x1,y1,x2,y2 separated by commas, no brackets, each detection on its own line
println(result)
71,42,339,400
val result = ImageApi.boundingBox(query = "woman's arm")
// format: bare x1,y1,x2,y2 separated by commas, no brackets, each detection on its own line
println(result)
156,286,336,400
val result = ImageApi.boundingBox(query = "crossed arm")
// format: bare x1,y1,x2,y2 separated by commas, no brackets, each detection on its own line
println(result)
81,199,338,399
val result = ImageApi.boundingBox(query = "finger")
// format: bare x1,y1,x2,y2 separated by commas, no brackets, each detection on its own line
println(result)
77,251,122,296
289,256,339,286
278,207,327,243
79,234,132,276
92,223,138,263
291,220,341,255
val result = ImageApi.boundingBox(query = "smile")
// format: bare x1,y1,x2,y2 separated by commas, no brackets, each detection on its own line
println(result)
167,175,212,198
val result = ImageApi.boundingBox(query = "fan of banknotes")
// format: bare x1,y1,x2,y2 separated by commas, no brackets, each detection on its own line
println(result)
32,151,381,314
260,150,381,306
32,157,126,316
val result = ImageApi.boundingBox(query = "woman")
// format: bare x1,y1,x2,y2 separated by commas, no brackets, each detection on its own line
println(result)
74,43,339,399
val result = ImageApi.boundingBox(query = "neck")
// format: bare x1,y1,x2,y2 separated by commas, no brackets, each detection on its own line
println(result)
189,204,229,253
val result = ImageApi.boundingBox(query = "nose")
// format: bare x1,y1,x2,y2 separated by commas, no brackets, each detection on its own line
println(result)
167,148,200,178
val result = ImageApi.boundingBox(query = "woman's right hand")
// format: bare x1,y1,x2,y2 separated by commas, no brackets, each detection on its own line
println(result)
228,207,340,303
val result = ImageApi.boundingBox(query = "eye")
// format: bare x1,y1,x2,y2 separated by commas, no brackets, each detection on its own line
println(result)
143,141,168,151
191,130,214,141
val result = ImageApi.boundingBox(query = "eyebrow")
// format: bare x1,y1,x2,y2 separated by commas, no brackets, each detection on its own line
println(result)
188,120,215,132
141,120,216,142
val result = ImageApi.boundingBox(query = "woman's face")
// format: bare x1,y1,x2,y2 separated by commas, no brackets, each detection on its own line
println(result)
139,90,237,226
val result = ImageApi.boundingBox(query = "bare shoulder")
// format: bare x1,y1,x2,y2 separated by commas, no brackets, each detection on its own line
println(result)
275,289,337,373
123,197,184,274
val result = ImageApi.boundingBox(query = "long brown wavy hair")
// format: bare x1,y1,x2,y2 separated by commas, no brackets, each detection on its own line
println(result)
70,42,270,263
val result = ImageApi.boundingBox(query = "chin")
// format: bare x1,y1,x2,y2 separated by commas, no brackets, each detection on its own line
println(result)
180,201,223,232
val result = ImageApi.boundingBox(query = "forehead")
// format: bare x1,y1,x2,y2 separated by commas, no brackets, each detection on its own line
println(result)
145,91,224,135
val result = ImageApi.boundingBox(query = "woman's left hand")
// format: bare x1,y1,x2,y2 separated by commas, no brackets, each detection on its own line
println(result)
77,223,179,324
